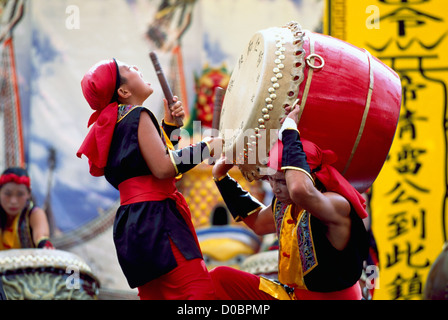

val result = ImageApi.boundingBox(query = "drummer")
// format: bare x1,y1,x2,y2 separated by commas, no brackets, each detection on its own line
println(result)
0,167,54,250
210,105,369,300
77,59,222,300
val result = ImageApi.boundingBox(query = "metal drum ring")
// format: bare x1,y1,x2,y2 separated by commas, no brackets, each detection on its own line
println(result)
306,53,325,69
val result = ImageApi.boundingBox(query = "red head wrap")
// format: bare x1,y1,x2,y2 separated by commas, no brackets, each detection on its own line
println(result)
76,59,120,176
268,139,368,219
0,173,31,189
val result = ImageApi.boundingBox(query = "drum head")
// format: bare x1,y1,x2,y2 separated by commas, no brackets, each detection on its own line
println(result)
220,22,306,181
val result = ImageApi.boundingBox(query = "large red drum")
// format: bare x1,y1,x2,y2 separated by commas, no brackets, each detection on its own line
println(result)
220,22,402,192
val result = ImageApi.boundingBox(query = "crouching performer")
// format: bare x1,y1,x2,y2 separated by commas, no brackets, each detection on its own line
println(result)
210,105,369,300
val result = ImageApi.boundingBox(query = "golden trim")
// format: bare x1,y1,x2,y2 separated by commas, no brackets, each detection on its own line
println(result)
168,150,179,176
203,140,213,157
162,128,176,151
281,166,315,185
277,205,308,290
246,206,262,217
36,236,50,247
300,211,318,277
117,105,139,123
259,277,295,300
36,236,50,242
283,127,300,134
213,174,229,182
297,31,315,124
235,206,262,222
162,119,178,127
342,49,374,175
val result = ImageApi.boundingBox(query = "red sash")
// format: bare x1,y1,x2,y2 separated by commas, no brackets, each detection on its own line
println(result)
118,175,200,250
294,282,362,300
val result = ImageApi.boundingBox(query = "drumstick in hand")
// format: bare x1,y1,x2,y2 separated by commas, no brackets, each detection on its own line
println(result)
208,87,225,164
212,87,225,133
149,51,183,127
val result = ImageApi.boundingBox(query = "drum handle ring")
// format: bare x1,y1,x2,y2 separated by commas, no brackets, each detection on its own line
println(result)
306,53,325,69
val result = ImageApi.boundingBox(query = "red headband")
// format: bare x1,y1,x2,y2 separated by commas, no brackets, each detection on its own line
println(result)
76,59,120,177
0,173,31,188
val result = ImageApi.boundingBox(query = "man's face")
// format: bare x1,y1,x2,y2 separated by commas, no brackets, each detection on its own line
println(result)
267,171,293,204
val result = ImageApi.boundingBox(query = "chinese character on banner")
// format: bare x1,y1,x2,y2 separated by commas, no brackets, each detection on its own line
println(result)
325,0,448,300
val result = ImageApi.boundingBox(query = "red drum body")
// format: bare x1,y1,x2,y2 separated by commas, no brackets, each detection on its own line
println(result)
220,22,401,192
296,28,401,192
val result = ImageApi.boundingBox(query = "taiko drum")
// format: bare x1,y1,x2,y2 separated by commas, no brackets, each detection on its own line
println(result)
219,21,402,192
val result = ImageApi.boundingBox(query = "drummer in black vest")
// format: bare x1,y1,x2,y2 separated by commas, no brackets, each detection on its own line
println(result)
210,104,369,300
77,59,222,299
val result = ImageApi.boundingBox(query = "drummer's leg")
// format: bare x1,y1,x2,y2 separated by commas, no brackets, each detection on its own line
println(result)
138,259,216,300
138,239,216,300
209,266,276,300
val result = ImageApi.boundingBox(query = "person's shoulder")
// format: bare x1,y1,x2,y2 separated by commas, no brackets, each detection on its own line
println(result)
28,206,47,221
121,106,156,124
138,106,157,120
137,106,161,134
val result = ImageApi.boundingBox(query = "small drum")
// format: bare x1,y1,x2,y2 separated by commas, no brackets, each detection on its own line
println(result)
220,22,402,192
424,242,448,300
241,250,279,280
0,249,100,300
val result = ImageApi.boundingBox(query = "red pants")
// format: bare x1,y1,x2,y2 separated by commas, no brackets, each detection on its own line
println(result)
137,240,216,300
210,266,362,300
210,266,276,300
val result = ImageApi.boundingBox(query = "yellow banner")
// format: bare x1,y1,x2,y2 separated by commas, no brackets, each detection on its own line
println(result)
325,0,448,300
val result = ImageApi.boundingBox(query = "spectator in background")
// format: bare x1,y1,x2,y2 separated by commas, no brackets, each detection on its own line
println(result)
0,167,53,250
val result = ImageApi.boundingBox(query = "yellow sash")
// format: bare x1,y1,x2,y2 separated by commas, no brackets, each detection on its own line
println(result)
275,201,318,290
259,277,296,300
0,215,21,250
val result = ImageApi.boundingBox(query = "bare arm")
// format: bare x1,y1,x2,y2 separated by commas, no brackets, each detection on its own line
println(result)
286,171,351,250
139,104,223,179
29,207,50,246
241,204,276,236
282,105,352,250
138,110,177,180
285,170,350,225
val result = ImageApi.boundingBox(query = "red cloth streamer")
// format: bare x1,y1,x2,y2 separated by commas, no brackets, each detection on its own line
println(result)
269,139,368,219
76,59,119,177
0,173,31,188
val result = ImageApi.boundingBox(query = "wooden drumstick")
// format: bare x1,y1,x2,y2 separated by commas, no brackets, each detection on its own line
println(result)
291,98,300,111
149,51,183,127
211,87,225,133
208,87,225,164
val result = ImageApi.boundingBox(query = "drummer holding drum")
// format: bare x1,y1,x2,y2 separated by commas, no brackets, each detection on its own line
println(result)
210,105,369,300
208,20,401,300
